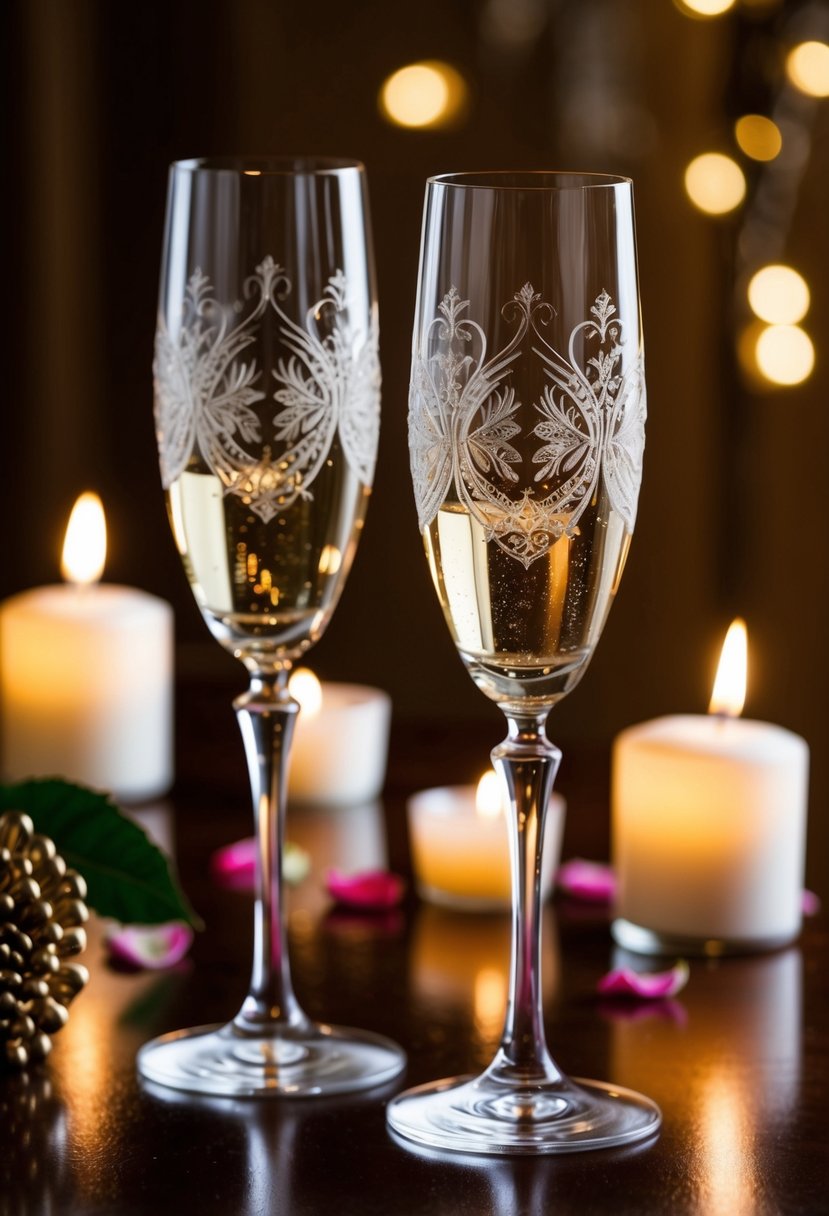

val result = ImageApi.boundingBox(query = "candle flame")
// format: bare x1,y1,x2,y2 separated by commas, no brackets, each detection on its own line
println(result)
709,618,747,717
475,770,503,820
61,492,106,587
289,667,323,718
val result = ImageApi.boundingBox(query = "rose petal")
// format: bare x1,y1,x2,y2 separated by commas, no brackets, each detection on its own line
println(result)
597,960,689,1000
802,888,821,917
557,858,616,903
107,923,193,971
325,869,405,910
211,838,310,890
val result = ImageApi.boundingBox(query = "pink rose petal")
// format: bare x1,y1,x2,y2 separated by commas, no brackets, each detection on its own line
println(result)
211,838,310,890
802,889,821,917
212,837,257,885
557,858,617,903
597,960,689,1000
107,923,193,971
325,869,405,910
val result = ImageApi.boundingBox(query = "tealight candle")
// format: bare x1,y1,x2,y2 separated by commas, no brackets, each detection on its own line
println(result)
612,620,809,954
0,494,173,802
287,668,391,806
408,771,566,911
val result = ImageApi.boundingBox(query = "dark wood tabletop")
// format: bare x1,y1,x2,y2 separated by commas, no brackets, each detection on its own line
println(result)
2,673,827,1216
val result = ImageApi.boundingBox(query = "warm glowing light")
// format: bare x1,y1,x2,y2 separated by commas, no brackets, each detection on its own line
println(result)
474,966,508,1040
379,61,467,129
734,114,782,161
61,493,106,587
709,619,747,718
700,1078,752,1213
747,265,810,325
786,41,829,97
674,0,735,17
289,668,323,719
318,544,342,575
755,324,815,386
475,770,503,820
684,153,746,215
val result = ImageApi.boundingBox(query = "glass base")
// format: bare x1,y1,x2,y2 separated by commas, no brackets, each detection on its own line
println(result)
387,1073,661,1155
611,917,797,958
137,1020,405,1098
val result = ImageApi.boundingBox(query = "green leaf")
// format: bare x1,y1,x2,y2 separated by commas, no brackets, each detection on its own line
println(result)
0,779,202,929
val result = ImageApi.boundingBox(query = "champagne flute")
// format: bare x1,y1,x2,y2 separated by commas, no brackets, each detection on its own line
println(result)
388,171,660,1153
138,157,405,1097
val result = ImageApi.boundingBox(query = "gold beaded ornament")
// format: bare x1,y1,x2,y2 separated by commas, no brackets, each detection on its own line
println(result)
0,811,89,1068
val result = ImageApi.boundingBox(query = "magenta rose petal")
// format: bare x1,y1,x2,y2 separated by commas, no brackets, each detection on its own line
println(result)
597,960,689,1000
325,869,405,910
211,838,310,890
107,923,194,971
211,837,257,885
802,889,821,917
557,858,617,903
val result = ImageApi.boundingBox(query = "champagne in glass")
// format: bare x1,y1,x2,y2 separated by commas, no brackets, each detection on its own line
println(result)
388,171,660,1153
138,157,405,1097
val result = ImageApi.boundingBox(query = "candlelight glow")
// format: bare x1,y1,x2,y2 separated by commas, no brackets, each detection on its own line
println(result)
474,966,508,1042
747,265,809,325
684,153,746,215
289,668,323,718
475,770,503,820
379,61,467,129
61,493,106,587
709,619,747,718
318,544,342,575
674,0,735,16
786,41,829,98
734,114,782,162
755,324,815,386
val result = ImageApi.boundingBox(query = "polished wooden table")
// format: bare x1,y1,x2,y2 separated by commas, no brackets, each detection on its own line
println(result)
1,681,826,1215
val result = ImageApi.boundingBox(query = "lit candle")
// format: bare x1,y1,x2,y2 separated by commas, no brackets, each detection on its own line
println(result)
287,668,391,806
0,494,173,802
407,771,565,910
612,620,809,953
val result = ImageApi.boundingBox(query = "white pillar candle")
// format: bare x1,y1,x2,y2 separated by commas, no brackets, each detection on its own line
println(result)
408,774,566,911
287,669,391,806
0,494,173,803
612,621,809,951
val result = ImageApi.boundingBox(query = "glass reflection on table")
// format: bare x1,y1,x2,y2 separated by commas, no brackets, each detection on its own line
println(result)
409,903,561,1067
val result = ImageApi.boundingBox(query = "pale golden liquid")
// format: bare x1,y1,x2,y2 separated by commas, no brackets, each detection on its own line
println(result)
167,444,368,662
424,493,631,708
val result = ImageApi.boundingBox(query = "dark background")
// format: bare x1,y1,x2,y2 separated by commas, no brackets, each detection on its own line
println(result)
2,0,827,882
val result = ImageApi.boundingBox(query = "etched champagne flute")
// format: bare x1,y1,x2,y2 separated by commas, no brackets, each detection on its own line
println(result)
388,171,660,1152
138,157,405,1096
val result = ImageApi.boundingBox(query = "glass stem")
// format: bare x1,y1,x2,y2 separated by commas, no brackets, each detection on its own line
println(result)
232,668,308,1036
488,712,563,1087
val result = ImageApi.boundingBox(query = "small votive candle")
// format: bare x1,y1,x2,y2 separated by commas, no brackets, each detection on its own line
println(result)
612,620,809,954
0,494,173,803
287,669,391,806
408,771,565,911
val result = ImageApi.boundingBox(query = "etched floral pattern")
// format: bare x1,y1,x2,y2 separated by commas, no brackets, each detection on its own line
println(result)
154,258,380,523
409,285,646,567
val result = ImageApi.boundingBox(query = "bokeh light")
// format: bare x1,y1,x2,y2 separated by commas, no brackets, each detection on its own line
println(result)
379,61,468,129
755,325,815,386
684,153,746,215
734,114,782,161
674,0,735,17
786,41,829,97
747,265,810,325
